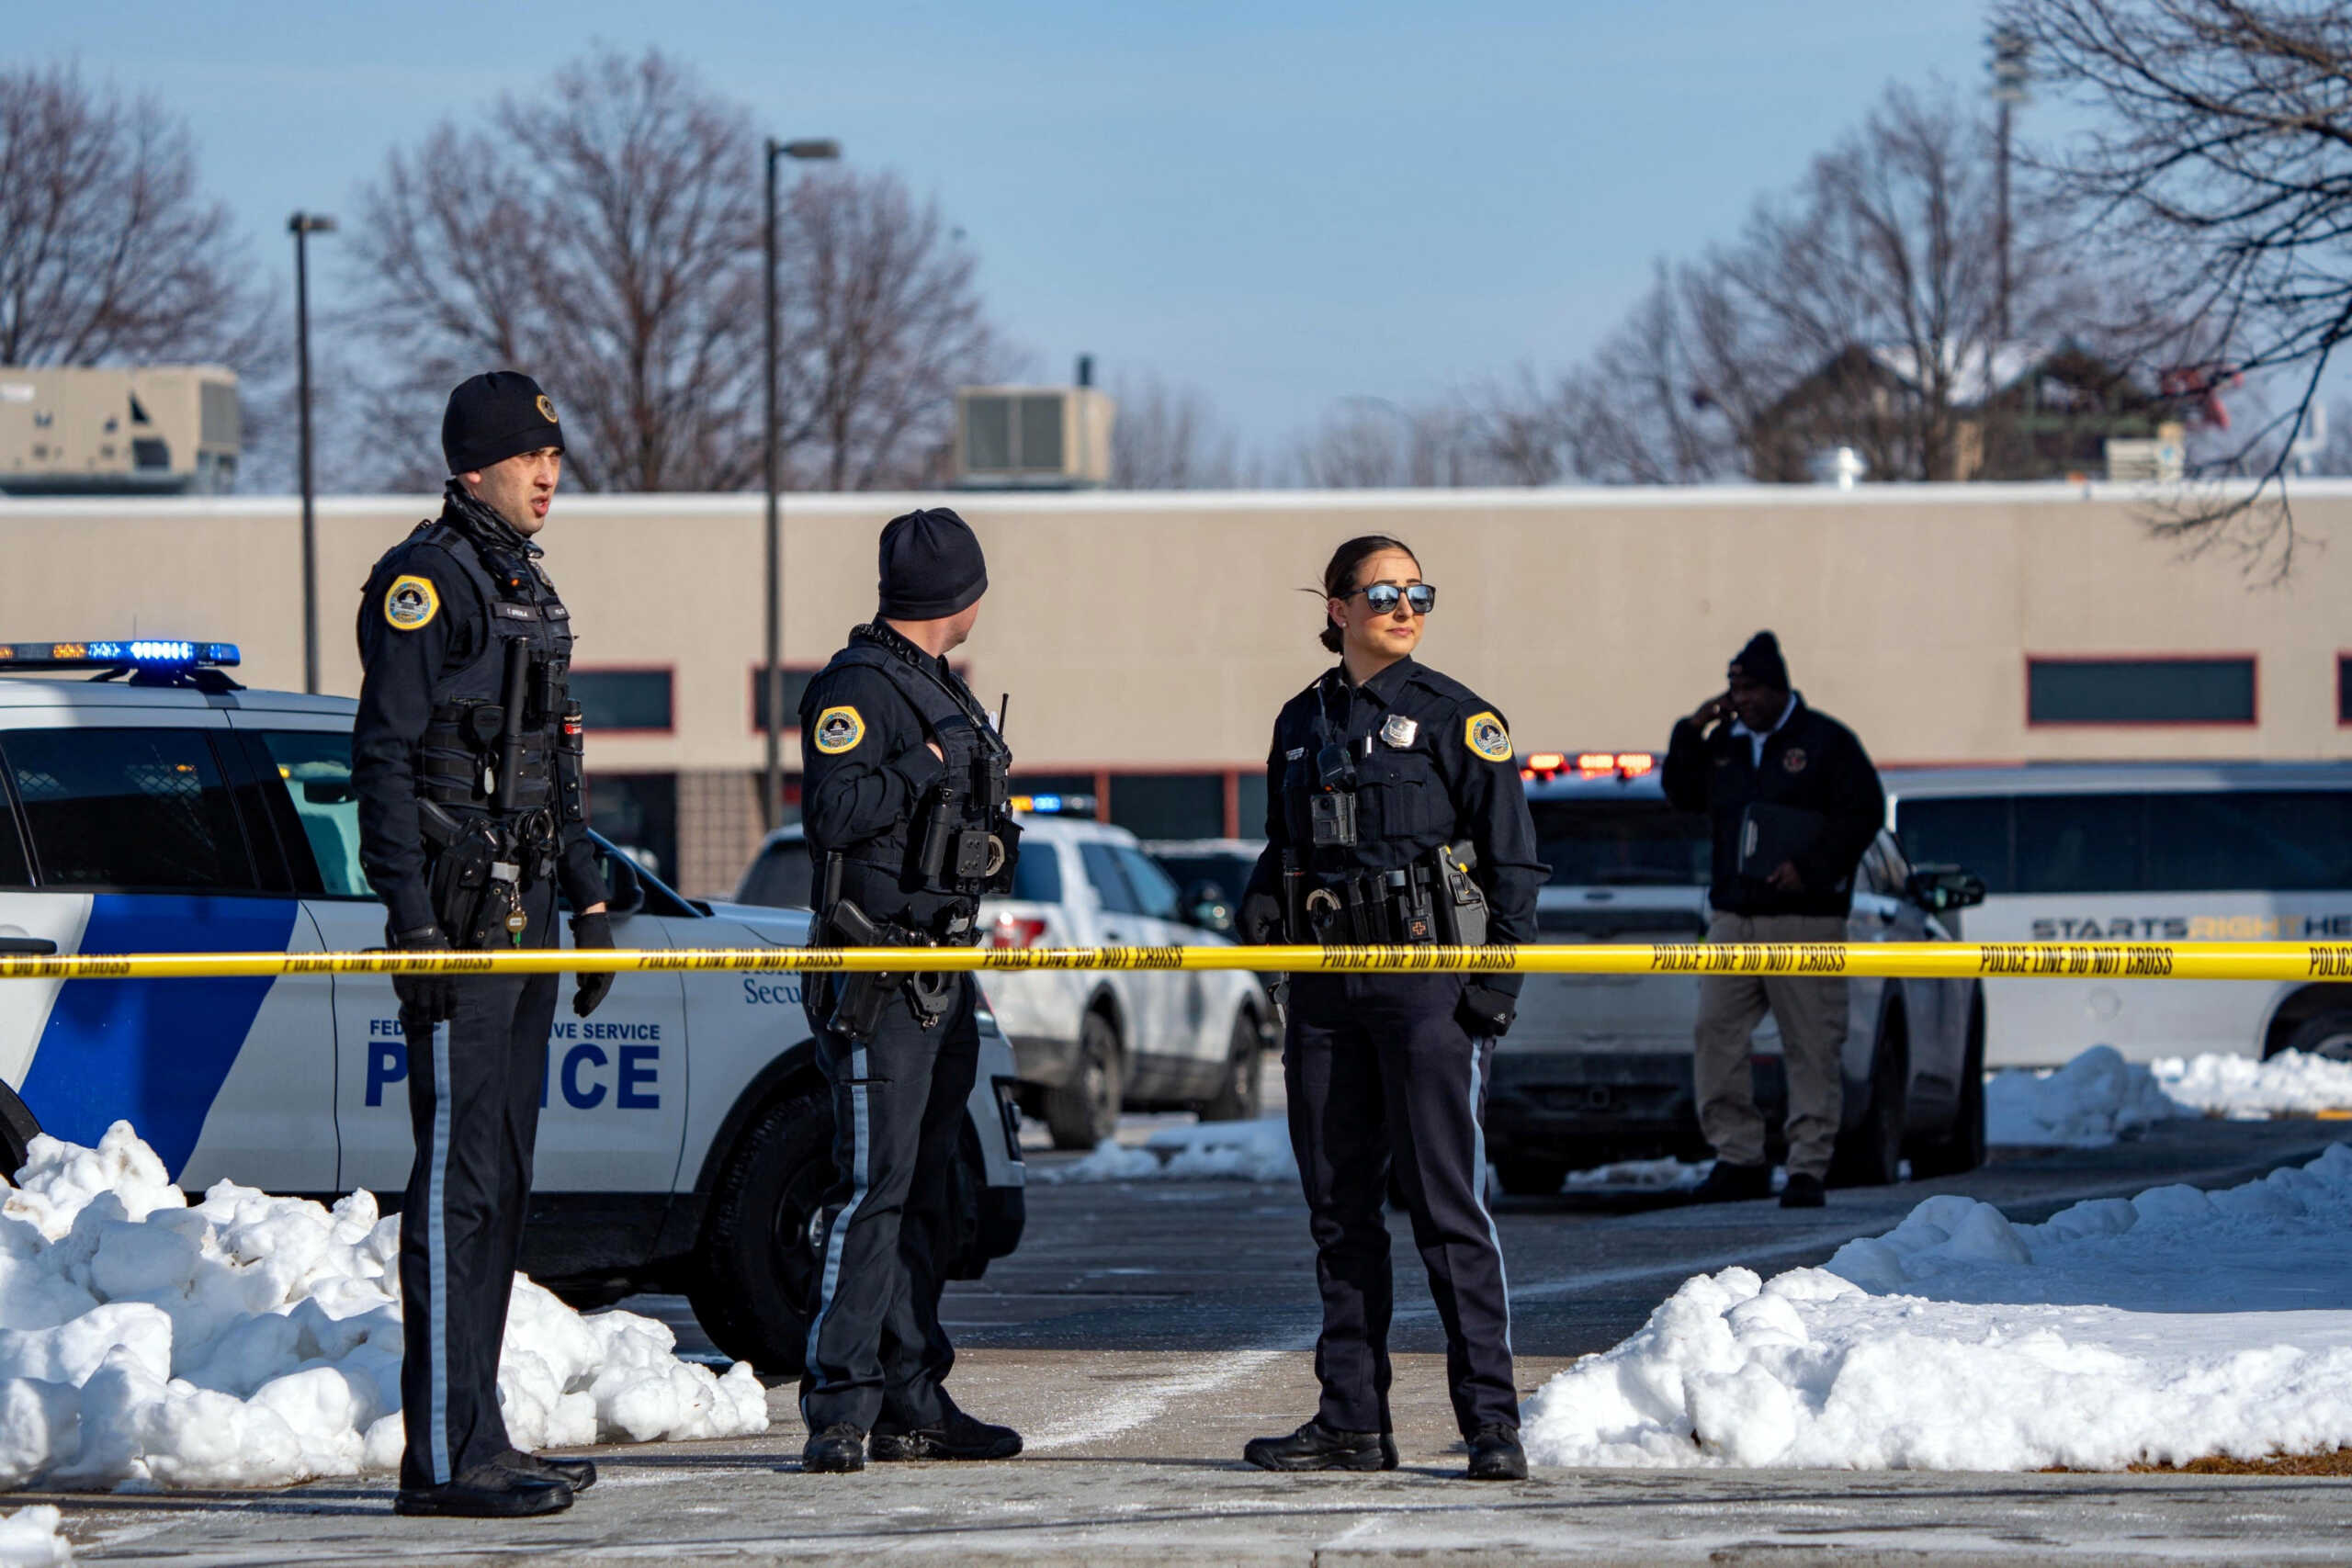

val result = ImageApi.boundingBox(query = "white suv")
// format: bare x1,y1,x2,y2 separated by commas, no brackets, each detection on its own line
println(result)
738,804,1276,1148
0,641,1025,1375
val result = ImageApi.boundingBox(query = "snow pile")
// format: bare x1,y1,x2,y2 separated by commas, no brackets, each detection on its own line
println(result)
1565,1158,1711,1191
1042,1118,1298,1183
1985,1045,2186,1146
0,1508,67,1566
0,1122,765,1492
1521,1141,2352,1471
2154,1050,2352,1120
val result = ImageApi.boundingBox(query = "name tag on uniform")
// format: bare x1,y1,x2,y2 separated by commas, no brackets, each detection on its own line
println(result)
1380,715,1419,749
493,603,539,620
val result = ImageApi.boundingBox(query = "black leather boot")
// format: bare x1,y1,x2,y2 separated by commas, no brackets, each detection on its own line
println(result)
1690,1160,1772,1203
394,1461,572,1517
801,1423,867,1473
1465,1424,1527,1481
1243,1418,1399,1472
497,1448,596,1492
1780,1172,1826,1209
870,1408,1023,1461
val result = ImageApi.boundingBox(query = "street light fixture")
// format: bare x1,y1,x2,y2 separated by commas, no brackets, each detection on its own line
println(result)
288,211,337,696
763,137,841,830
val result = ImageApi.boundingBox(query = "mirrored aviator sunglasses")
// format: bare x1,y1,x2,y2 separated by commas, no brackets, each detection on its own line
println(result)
1355,582,1437,615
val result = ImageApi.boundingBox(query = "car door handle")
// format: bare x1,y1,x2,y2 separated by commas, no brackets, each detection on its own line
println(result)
0,938,58,956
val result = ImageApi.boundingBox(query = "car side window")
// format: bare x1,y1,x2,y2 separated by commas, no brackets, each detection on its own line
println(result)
252,730,371,897
741,840,815,909
1114,846,1182,921
0,790,28,889
1080,842,1140,915
1,727,256,891
1011,840,1064,903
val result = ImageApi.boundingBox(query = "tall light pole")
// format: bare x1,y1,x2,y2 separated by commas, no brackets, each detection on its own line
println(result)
1988,28,2030,345
288,211,337,695
763,138,840,830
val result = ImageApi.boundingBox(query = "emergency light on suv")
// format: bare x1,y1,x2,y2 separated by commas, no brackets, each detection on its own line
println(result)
1521,751,1655,783
0,639,241,671
1010,793,1099,817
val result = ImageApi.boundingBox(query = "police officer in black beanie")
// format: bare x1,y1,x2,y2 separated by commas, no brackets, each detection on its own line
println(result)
794,507,1023,1474
353,370,614,1517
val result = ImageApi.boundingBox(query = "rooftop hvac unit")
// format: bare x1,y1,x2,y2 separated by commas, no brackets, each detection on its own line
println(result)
2103,434,2184,484
953,386,1114,489
0,366,241,496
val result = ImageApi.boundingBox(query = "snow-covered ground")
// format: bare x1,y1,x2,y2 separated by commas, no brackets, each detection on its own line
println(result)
0,1507,67,1566
1039,1118,1297,1183
1988,1045,2352,1147
0,1122,765,1492
1522,1139,2352,1471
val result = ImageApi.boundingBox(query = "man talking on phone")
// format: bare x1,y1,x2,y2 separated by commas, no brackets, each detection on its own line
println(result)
1661,631,1883,1209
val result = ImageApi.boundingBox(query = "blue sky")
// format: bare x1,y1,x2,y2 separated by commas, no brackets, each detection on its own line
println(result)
21,1,2006,447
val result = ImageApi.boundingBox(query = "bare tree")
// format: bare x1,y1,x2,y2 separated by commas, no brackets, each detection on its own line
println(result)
0,65,264,369
1997,0,2352,572
1291,397,1516,488
342,47,997,493
1109,374,1243,488
1555,82,2179,486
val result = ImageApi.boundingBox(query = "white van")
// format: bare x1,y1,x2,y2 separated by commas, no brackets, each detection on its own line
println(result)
1883,762,2352,1067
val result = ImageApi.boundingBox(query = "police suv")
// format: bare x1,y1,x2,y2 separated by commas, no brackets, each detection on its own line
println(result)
738,802,1277,1149
0,641,1025,1373
1486,750,1988,1195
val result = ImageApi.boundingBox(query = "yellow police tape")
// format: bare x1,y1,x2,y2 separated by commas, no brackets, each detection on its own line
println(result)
0,941,2346,984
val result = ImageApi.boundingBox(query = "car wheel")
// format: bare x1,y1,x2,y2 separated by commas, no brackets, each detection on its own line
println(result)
1829,1019,1907,1189
1044,1010,1124,1150
687,1087,833,1376
1197,1011,1264,1122
2278,1010,2352,1063
1495,1158,1569,1197
1911,995,1986,1179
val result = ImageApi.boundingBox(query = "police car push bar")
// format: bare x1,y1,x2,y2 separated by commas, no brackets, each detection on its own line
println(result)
0,942,2346,984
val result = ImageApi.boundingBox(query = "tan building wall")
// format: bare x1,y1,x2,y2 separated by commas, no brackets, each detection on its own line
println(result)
3,482,2347,891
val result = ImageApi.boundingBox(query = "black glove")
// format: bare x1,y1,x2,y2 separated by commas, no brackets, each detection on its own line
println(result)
1239,889,1284,946
390,924,457,1024
1458,981,1516,1039
571,910,616,1019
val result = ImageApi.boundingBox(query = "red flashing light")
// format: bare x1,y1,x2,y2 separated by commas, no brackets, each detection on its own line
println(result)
988,914,1049,950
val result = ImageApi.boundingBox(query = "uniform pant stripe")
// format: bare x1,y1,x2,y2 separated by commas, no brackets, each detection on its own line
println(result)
1466,1037,1513,1358
806,1043,872,1375
426,1021,454,1485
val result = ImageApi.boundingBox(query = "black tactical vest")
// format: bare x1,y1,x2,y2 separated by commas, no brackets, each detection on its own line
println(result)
814,637,1012,906
409,520,583,825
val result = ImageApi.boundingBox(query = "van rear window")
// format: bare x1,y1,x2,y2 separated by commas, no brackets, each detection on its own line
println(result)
1895,790,2352,895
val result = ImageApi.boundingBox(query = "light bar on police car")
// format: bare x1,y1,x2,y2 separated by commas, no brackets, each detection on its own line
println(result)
1521,750,1655,782
1010,793,1099,817
0,639,241,671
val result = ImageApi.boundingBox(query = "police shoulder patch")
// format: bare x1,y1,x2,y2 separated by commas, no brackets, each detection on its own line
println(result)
383,574,439,631
1464,710,1513,763
813,705,865,755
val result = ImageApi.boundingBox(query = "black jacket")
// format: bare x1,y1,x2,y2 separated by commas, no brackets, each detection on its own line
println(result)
1244,656,1545,998
798,621,1011,934
353,489,606,936
1660,695,1883,919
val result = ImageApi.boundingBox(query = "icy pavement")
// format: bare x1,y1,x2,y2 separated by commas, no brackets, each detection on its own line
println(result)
0,1122,764,1492
1521,1138,2352,1471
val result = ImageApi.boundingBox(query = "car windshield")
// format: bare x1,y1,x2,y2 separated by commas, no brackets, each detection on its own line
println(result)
1532,798,1711,886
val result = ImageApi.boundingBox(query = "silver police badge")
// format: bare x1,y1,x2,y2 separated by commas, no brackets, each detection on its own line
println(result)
1381,715,1419,749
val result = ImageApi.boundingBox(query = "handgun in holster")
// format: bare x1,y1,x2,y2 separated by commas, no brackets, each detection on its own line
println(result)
817,855,955,1043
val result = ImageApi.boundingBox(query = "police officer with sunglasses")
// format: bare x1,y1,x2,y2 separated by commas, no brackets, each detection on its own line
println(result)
1237,534,1546,1482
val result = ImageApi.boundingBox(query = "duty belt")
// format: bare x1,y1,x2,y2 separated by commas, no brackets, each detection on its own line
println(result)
1295,863,1443,946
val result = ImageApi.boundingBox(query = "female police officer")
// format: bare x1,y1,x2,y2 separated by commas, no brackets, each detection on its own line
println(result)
1238,535,1545,1482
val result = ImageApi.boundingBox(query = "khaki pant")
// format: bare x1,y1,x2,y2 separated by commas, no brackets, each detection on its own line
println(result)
1693,912,1848,1179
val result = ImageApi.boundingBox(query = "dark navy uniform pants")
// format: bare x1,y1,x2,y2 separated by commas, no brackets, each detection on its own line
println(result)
1284,973,1516,1438
397,881,557,1491
800,973,979,1434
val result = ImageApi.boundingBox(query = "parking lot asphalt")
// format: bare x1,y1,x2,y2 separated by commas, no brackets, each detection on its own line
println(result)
44,1117,2352,1563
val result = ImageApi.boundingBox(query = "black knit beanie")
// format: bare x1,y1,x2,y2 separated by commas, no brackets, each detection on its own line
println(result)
877,507,989,619
1728,630,1790,690
442,371,564,475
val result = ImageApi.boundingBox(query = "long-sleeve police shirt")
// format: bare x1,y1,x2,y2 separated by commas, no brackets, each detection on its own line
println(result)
797,623,969,929
352,515,605,936
1245,656,1547,998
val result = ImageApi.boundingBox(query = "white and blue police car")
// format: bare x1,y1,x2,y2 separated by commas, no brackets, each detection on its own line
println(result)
0,639,1025,1372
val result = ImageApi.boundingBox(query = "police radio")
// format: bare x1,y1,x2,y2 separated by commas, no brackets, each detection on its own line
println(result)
1309,741,1359,847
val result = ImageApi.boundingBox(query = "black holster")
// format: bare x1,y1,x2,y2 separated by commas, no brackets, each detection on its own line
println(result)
819,897,957,1043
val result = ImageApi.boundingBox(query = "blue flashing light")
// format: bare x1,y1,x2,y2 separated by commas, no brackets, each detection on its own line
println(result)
0,639,241,671
1032,794,1063,814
